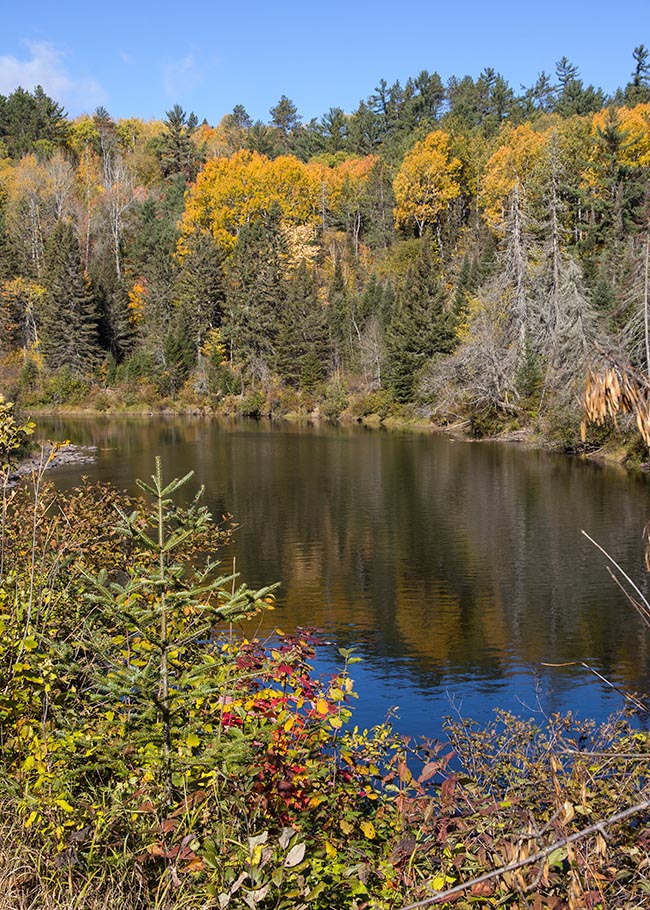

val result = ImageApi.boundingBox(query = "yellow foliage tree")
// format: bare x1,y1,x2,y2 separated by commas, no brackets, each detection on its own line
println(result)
481,123,549,230
179,150,320,254
0,276,45,360
308,155,376,254
393,131,462,237
68,115,101,157
127,280,147,325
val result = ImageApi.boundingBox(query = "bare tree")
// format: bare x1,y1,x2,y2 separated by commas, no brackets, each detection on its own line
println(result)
101,153,141,280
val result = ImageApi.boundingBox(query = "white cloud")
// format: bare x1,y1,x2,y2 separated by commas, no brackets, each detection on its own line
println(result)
162,52,203,100
0,41,108,114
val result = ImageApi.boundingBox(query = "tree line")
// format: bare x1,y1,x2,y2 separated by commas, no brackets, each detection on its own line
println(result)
1,47,650,440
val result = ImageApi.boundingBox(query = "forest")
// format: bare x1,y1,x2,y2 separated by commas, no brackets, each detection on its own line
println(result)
1,49,650,443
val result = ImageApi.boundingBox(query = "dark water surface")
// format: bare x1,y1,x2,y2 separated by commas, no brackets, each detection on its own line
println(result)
37,416,650,740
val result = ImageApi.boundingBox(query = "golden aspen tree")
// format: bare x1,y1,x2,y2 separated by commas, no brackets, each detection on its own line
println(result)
393,130,462,239
481,123,549,231
180,150,319,255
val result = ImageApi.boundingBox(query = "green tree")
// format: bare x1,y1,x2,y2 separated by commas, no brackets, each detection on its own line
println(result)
158,104,202,182
175,229,226,361
316,107,348,154
127,179,185,376
40,221,98,373
385,239,456,401
0,86,68,159
223,205,288,378
554,57,606,117
625,44,650,105
347,101,383,156
81,458,274,808
327,256,350,371
276,260,328,388
269,95,301,154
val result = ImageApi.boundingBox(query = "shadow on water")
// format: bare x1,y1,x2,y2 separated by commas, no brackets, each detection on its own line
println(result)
37,415,650,740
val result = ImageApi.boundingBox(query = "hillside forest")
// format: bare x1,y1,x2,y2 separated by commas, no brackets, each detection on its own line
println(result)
2,50,650,444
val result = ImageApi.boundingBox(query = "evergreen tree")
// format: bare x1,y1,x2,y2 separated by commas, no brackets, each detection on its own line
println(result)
93,268,133,363
0,201,18,282
175,229,226,361
624,45,650,105
128,180,185,372
361,160,395,251
223,205,287,378
586,108,634,247
385,239,456,401
554,57,606,117
276,261,328,389
0,86,68,159
246,120,278,157
327,257,350,371
269,95,300,155
347,102,383,156
40,221,98,373
315,108,348,154
159,105,202,183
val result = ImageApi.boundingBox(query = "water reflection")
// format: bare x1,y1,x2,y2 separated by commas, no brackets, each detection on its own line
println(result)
37,416,650,739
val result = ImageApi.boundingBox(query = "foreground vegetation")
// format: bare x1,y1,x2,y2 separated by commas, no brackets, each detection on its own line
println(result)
0,407,648,909
2,48,650,452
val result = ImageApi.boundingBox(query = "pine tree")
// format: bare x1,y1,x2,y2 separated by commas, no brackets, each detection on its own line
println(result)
159,105,202,183
223,205,287,378
327,257,350,371
175,229,226,361
624,45,650,105
94,271,133,363
385,239,456,401
40,221,98,373
276,260,328,389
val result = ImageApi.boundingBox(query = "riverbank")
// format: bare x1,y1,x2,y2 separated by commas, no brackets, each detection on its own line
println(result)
26,397,648,477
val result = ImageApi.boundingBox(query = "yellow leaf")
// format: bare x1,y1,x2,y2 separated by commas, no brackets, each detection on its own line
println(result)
325,841,337,858
55,798,74,813
284,715,295,732
329,715,343,729
339,819,353,835
329,687,344,701
315,698,329,715
186,733,200,748
360,820,376,839
432,876,445,891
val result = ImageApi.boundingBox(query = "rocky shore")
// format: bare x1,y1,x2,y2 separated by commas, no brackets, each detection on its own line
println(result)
8,443,97,484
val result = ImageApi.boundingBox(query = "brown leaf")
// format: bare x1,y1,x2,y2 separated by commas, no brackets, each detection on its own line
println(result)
418,761,440,783
470,882,494,897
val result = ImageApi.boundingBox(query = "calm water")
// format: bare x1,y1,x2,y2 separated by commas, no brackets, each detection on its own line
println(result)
36,416,650,740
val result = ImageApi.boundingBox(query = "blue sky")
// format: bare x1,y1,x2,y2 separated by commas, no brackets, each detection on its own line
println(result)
2,1,649,124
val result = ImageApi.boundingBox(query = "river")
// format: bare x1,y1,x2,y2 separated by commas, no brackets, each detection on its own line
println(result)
36,415,650,740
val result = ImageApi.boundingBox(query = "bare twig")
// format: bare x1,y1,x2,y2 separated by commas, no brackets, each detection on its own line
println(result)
541,658,647,711
581,529,650,624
